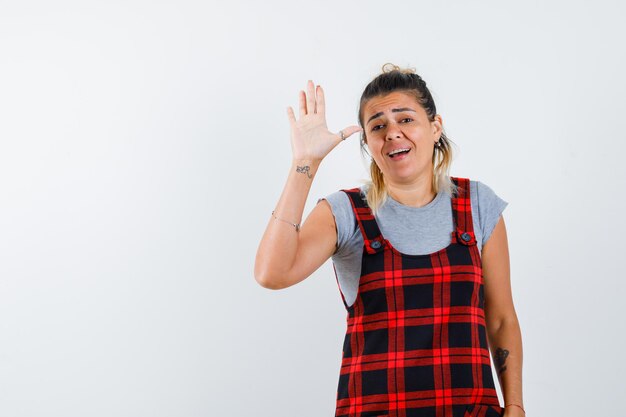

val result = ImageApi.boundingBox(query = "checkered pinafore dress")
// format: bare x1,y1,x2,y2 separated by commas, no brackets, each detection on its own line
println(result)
333,177,504,417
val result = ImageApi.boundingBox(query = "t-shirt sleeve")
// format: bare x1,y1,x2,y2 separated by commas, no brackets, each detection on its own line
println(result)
318,191,357,256
475,181,509,246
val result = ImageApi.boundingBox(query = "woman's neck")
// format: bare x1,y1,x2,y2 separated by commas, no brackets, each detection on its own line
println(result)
386,176,436,208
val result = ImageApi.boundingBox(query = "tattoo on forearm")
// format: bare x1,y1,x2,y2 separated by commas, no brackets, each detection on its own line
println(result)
296,165,312,178
495,347,509,375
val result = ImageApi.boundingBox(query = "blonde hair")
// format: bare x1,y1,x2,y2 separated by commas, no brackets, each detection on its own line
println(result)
358,64,458,214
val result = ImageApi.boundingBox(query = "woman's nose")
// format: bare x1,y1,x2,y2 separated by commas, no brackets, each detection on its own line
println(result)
385,125,402,141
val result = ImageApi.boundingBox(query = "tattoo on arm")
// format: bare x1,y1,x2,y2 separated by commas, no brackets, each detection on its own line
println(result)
296,165,312,178
495,347,509,375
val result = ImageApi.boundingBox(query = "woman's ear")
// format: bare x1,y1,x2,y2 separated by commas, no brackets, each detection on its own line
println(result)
432,114,443,137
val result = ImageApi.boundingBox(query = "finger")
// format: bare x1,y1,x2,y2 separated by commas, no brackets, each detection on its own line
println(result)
287,106,296,125
298,90,307,118
338,126,363,141
316,85,325,115
306,80,316,114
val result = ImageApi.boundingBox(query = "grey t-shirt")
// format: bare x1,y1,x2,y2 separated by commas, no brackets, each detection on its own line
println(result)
322,180,508,308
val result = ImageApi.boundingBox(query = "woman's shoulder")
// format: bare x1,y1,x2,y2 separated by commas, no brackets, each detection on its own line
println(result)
467,179,507,206
323,183,368,204
323,184,361,201
320,185,367,256
466,178,509,245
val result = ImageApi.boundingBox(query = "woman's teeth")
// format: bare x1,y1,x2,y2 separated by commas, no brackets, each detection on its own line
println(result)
388,148,410,158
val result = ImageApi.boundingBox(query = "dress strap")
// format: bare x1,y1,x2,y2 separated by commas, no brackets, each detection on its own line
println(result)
341,188,386,255
450,176,478,246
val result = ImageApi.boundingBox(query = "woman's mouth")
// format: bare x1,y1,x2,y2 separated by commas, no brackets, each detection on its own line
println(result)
387,148,411,160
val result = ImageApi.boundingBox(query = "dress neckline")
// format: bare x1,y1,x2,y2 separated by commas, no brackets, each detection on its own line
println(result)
358,185,466,259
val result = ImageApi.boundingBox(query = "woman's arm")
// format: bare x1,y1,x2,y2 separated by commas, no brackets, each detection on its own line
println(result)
254,159,336,289
482,215,525,416
254,80,361,289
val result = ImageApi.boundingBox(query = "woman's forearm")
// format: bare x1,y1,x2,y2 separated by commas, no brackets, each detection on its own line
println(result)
254,158,321,289
255,80,360,289
487,318,524,413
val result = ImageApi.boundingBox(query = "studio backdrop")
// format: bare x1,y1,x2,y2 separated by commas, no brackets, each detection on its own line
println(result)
1,1,624,416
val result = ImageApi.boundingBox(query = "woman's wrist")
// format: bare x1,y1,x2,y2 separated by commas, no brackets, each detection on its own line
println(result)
292,157,322,166
290,159,321,179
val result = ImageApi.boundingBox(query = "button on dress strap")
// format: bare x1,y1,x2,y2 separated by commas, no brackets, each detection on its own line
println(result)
451,176,478,246
341,188,386,254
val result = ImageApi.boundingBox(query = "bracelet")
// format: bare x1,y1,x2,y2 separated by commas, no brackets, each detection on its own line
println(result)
271,211,301,231
505,403,525,414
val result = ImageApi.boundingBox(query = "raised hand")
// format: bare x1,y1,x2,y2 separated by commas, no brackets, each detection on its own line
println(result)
287,80,362,162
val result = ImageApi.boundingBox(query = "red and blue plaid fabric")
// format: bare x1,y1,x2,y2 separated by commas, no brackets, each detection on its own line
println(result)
334,177,503,417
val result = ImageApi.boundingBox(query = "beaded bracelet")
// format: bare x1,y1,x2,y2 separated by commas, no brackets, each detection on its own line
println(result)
271,211,301,231
505,403,525,414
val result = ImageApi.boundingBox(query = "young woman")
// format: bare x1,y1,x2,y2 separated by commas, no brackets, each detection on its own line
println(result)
255,65,525,417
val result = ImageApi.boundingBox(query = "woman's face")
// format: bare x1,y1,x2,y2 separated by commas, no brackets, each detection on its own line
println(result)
362,91,443,185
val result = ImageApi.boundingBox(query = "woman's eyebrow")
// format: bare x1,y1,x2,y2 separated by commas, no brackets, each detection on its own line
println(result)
367,108,416,125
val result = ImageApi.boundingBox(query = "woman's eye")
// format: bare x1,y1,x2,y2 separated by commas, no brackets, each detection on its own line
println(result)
372,125,384,131
400,118,413,123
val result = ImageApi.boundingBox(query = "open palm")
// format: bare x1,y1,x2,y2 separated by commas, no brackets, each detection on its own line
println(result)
287,80,361,162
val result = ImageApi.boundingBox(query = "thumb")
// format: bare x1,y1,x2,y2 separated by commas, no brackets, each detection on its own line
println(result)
338,125,363,141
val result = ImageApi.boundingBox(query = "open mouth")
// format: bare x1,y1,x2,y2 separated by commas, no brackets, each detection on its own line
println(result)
387,148,411,159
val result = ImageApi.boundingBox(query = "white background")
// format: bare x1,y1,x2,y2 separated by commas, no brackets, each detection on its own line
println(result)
1,1,625,416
